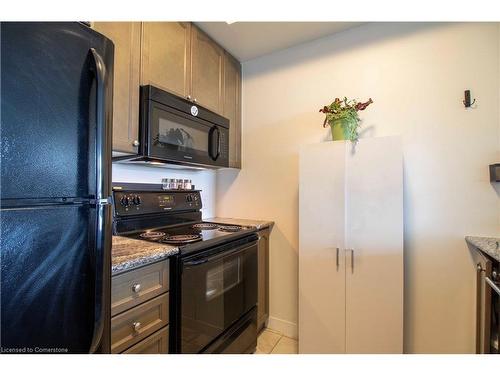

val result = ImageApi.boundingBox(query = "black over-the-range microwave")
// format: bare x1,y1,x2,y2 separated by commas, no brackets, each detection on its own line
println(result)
113,85,229,169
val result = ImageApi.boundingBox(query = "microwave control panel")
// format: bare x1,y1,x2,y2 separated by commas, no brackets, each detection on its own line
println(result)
220,131,229,160
113,190,202,217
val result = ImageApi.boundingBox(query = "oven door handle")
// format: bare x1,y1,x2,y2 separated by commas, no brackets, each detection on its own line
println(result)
184,259,209,267
485,276,500,296
183,242,256,268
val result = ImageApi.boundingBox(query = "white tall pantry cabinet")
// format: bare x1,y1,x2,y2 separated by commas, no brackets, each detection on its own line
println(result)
299,137,403,353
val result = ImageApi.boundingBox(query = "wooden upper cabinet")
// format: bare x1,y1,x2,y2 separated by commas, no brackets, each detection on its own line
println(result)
141,22,191,98
223,52,242,169
92,22,141,154
190,26,224,114
95,22,241,164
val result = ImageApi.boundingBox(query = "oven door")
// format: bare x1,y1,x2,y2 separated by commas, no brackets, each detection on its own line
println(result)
484,266,499,353
476,253,500,354
180,240,258,353
147,101,228,167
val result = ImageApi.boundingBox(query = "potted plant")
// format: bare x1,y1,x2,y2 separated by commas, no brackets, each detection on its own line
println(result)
319,97,373,142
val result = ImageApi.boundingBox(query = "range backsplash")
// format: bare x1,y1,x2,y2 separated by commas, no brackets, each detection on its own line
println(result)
112,163,216,219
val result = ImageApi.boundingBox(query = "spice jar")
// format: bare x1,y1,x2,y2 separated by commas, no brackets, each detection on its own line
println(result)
161,178,169,190
176,179,183,189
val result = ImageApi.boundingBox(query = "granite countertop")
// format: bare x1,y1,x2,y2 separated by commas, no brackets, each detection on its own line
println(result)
466,236,500,262
206,217,274,230
112,236,179,275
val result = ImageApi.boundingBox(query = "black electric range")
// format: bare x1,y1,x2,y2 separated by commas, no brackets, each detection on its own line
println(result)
112,182,259,354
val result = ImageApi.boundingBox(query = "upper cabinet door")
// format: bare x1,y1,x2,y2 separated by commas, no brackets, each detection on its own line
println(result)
141,22,191,99
190,26,224,114
344,137,403,354
92,22,141,154
223,52,242,169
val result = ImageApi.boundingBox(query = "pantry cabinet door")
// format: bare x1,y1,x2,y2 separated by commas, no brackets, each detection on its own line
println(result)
344,137,403,353
92,22,141,154
141,22,191,99
299,142,346,353
190,25,224,114
223,52,241,168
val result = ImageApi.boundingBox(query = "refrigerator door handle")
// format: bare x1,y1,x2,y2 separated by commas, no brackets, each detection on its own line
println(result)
89,47,112,353
89,47,109,202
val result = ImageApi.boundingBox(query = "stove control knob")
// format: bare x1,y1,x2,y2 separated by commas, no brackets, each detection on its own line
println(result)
132,195,142,205
120,196,130,207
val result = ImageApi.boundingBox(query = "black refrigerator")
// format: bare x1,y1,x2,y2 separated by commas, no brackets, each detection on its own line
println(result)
0,22,114,353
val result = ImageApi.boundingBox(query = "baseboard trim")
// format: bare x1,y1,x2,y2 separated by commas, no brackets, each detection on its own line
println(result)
267,316,298,339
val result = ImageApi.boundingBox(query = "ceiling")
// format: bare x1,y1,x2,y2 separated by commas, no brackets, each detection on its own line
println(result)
195,22,364,62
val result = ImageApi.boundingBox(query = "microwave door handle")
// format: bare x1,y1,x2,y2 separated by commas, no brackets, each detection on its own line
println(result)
216,127,221,160
208,126,220,161
208,126,215,160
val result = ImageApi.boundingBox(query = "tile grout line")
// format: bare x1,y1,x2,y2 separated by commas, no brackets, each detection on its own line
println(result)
269,334,284,354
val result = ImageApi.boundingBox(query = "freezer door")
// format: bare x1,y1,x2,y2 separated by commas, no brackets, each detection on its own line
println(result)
0,205,101,353
0,22,114,201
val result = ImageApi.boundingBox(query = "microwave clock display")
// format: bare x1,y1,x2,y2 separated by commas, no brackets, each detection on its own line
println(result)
158,195,175,208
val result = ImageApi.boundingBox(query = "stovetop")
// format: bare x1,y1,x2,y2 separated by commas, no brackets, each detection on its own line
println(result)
112,183,258,257
119,221,257,256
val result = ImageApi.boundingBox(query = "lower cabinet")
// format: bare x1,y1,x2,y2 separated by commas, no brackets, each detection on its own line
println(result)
257,227,271,331
124,326,169,354
111,260,170,354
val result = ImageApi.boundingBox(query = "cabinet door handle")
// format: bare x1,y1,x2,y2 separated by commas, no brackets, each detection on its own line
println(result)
351,249,354,272
131,283,141,293
336,247,340,270
132,321,141,332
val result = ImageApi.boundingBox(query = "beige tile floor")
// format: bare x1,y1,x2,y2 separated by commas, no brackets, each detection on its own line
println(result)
255,328,298,354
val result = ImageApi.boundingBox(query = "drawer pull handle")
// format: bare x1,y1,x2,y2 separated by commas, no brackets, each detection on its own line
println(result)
132,322,141,332
131,283,141,293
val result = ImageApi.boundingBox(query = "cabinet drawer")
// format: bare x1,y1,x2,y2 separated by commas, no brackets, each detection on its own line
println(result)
123,326,169,354
111,293,169,353
112,260,169,316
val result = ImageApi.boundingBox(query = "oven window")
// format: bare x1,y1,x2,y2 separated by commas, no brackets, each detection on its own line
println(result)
206,258,241,301
157,117,209,152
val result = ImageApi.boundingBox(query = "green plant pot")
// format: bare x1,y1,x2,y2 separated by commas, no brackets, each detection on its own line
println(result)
329,119,348,141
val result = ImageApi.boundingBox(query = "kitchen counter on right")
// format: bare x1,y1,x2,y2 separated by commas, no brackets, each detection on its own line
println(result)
466,236,500,262
206,217,274,231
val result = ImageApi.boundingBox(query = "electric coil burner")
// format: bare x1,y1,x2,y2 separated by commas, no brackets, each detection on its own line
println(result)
112,182,259,354
218,225,248,232
192,223,219,230
139,231,165,240
161,234,202,244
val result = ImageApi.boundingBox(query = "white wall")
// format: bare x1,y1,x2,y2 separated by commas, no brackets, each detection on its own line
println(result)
113,163,216,219
216,23,500,353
